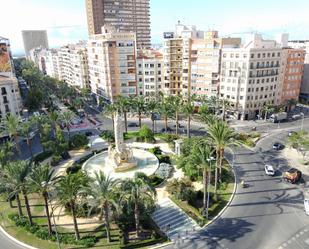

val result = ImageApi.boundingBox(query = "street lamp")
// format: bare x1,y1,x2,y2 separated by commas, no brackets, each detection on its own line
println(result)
206,156,215,220
300,112,305,131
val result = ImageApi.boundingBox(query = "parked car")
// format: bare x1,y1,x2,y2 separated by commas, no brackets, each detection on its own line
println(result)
265,164,275,176
273,142,285,150
288,131,296,137
128,122,139,127
161,127,172,133
174,124,185,128
85,131,93,137
283,168,302,184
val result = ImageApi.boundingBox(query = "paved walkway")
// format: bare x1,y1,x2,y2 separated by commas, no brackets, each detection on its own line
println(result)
152,197,200,240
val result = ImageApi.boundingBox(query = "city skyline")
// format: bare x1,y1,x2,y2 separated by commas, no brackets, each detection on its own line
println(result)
3,0,309,55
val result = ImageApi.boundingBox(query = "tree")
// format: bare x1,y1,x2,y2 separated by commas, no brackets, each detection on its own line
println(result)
219,99,230,121
29,165,58,235
207,120,240,195
168,96,183,135
48,110,59,137
102,103,117,132
20,120,35,160
115,96,131,133
146,99,158,133
192,144,213,210
131,96,146,128
121,175,156,238
158,98,172,133
182,101,195,138
0,141,13,169
286,99,298,112
55,172,89,240
262,104,275,120
4,161,33,224
58,110,74,141
4,114,21,154
25,88,43,111
85,172,119,243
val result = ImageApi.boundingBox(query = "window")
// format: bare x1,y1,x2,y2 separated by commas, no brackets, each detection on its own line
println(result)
257,53,261,58
251,54,254,58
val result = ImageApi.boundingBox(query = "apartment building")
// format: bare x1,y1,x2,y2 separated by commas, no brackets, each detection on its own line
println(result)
85,0,151,48
87,25,137,101
280,48,305,105
136,49,163,98
58,42,89,89
191,31,241,97
163,24,241,98
219,34,283,120
288,40,309,103
22,30,49,58
0,37,22,118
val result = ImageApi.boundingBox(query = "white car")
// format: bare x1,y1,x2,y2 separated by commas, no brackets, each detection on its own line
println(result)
265,164,275,176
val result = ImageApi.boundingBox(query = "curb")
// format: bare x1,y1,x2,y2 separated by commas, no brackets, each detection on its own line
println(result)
0,225,39,249
201,152,237,229
150,241,173,249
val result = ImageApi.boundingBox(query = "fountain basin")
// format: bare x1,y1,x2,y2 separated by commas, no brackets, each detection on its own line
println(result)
82,148,159,180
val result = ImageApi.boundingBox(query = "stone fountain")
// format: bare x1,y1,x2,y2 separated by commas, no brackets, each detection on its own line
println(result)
83,113,159,180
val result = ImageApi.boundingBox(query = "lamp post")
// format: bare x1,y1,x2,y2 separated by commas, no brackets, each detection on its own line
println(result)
206,156,215,220
301,112,305,131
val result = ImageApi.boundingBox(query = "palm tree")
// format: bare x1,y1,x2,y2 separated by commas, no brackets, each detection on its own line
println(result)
146,99,158,132
168,96,183,135
58,110,74,141
115,96,131,133
102,103,117,132
220,99,230,121
20,120,34,160
182,101,195,138
48,110,59,136
193,144,213,210
207,120,239,195
207,96,219,114
0,141,13,169
262,104,275,121
55,172,89,240
158,98,172,133
4,161,33,224
4,114,21,154
131,96,146,128
29,164,58,235
121,175,156,238
85,172,119,243
286,98,298,112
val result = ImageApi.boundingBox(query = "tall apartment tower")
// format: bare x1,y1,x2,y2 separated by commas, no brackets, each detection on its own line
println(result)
87,25,137,101
85,0,151,48
22,30,49,58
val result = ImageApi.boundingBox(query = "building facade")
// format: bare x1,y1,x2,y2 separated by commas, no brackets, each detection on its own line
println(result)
22,30,49,58
85,0,151,48
219,34,283,120
87,26,137,101
280,48,305,105
136,49,163,98
0,37,22,118
288,40,309,103
57,42,89,89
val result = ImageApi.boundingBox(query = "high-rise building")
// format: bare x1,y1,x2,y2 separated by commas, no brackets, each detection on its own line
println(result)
219,34,283,120
163,23,240,98
85,0,151,48
288,40,309,103
0,37,22,118
22,30,49,58
136,49,163,98
87,25,137,101
280,48,305,105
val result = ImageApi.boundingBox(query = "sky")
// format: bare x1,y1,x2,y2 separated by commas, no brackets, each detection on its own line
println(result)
2,0,309,55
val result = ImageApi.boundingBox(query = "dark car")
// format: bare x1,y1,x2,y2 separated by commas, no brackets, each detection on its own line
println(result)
161,127,172,133
128,122,139,127
174,124,185,128
283,168,302,184
85,131,93,137
273,142,285,150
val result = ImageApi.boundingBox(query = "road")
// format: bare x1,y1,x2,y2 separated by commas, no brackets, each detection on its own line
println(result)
167,122,309,249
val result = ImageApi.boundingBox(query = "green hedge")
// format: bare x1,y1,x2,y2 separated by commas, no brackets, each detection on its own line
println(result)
8,214,96,247
33,151,53,163
120,237,167,249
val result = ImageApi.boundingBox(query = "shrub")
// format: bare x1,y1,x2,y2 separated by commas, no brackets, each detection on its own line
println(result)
148,146,162,155
33,151,53,164
166,178,195,202
148,175,164,187
69,133,89,149
138,125,155,143
100,130,115,142
51,155,61,166
157,155,171,164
